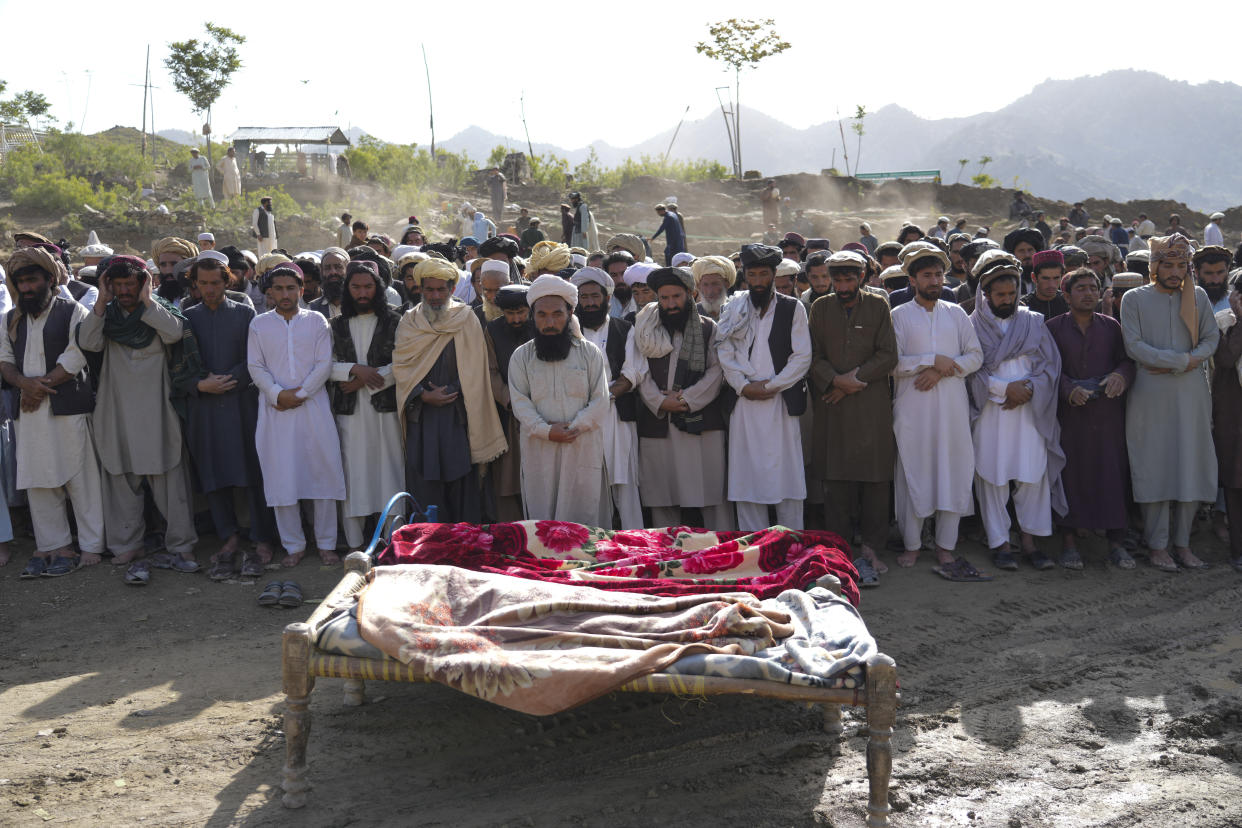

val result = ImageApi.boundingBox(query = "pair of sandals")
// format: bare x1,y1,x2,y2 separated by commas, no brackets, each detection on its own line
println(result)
20,555,80,579
259,580,303,608
207,549,266,581
932,556,994,582
124,551,199,585
1146,549,1211,573
992,546,1056,571
853,556,881,588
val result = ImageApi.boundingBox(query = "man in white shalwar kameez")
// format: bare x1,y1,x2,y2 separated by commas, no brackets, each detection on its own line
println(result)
252,197,277,257
248,262,346,567
508,274,611,525
716,245,812,531
890,243,984,567
0,248,104,575
967,255,1067,571
189,149,214,208
329,262,404,550
216,147,242,201
570,266,644,528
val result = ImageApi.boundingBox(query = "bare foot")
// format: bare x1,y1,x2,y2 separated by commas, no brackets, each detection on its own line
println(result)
896,549,920,568
318,549,341,566
281,550,306,568
255,542,276,565
80,552,102,566
0,543,10,567
213,534,240,563
1174,547,1207,568
860,545,888,575
1148,548,1177,570
935,547,956,566
111,547,145,566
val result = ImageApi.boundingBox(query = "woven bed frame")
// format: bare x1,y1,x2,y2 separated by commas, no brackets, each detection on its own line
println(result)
280,522,899,826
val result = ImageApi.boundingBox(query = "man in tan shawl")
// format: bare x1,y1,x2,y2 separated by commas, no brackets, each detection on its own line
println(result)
393,257,506,522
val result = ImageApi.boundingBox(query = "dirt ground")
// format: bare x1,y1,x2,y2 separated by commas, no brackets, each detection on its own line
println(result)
2,521,1241,828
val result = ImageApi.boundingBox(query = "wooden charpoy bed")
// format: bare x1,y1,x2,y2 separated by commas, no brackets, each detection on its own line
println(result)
279,497,900,827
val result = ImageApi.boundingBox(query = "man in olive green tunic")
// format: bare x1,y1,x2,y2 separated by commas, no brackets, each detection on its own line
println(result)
808,251,899,573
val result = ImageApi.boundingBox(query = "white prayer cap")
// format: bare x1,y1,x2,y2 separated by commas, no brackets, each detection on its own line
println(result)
670,252,695,268
391,244,419,262
241,250,258,267
198,232,215,242
1212,212,1226,221
197,250,230,266
570,266,613,296
480,259,510,278
937,216,950,224
623,262,659,286
527,273,578,310
77,265,96,281
570,253,587,268
826,250,867,268
775,259,801,279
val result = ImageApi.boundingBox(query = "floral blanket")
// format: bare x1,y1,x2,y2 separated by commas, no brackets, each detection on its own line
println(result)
377,522,859,607
356,564,868,715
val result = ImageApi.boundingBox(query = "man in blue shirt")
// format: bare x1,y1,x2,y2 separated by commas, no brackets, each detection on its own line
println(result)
650,203,686,266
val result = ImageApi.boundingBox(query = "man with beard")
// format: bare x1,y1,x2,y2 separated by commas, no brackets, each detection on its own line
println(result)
251,196,277,256
397,251,425,311
183,252,276,580
571,266,643,528
329,261,404,551
1193,245,1233,314
569,192,599,252
954,239,1000,314
890,244,984,569
1002,227,1045,295
508,274,609,524
632,267,734,530
717,244,812,530
692,255,735,321
968,260,1067,571
485,285,532,521
0,248,102,576
393,257,507,523
79,256,199,580
622,262,659,324
808,250,898,576
1020,249,1070,318
478,235,522,284
475,260,510,325
1121,233,1218,571
888,242,960,308
604,250,637,318
310,247,349,319
152,236,199,306
1047,268,1136,569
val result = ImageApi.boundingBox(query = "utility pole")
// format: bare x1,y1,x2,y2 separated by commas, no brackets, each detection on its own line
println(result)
521,90,534,161
662,105,691,166
422,44,435,158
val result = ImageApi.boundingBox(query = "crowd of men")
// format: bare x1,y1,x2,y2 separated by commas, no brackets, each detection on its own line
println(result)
3,196,1242,588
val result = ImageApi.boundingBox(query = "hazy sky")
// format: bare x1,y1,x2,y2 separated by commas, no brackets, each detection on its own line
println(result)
5,0,1241,153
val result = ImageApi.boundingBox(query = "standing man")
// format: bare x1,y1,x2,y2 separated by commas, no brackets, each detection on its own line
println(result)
890,244,984,567
78,256,199,577
248,262,346,567
392,257,507,522
1047,268,1135,569
330,261,404,551
487,167,507,225
1020,249,1070,318
183,252,276,579
485,285,532,521
1212,275,1242,571
808,250,898,574
252,196,277,256
716,245,812,531
310,247,349,320
1205,212,1225,248
760,180,781,230
189,148,214,208
651,204,686,266
336,213,353,249
1193,245,1233,314
569,192,599,253
1,248,103,577
1121,233,1219,571
216,147,242,201
604,251,637,319
571,267,644,528
967,259,1067,570
520,217,546,256
508,274,610,524
692,255,734,321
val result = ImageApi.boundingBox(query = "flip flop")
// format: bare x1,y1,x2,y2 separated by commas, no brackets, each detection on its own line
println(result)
20,557,48,579
258,580,283,607
853,556,880,589
1147,553,1179,573
279,581,304,608
992,548,1019,571
124,560,151,585
43,556,80,577
932,556,994,582
150,552,201,573
1108,546,1136,570
1060,547,1084,570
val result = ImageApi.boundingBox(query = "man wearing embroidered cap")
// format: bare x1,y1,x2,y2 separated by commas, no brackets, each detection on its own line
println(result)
890,242,984,569
808,249,898,576
508,274,610,525
717,244,812,531
1020,249,1070,318
1121,233,1219,571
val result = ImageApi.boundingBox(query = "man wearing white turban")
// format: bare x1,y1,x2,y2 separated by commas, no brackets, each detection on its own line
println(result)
508,274,610,525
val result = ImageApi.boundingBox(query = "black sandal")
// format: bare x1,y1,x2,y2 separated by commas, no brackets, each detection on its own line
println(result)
932,556,994,582
258,580,283,607
279,581,303,608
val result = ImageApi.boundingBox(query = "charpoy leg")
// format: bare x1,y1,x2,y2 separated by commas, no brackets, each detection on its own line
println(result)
342,678,366,707
865,653,898,828
281,622,316,808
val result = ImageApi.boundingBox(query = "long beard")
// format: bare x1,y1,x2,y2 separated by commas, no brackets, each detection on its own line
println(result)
1204,283,1228,303
576,305,608,329
613,284,632,304
659,303,690,332
699,294,727,317
509,320,533,342
748,284,772,310
989,301,1016,319
157,277,184,301
422,302,448,325
322,280,343,303
482,298,503,322
18,287,53,316
835,288,858,304
534,327,572,361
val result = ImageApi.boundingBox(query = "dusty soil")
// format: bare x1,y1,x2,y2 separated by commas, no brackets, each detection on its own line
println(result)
2,522,1240,828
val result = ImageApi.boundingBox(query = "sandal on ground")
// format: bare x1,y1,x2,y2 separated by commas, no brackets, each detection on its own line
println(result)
258,580,283,607
853,556,880,588
239,550,265,579
124,560,151,585
992,548,1019,571
1060,547,1084,570
150,551,201,573
1174,551,1211,571
42,556,80,577
932,556,994,582
20,556,48,579
1108,546,1136,570
1026,549,1056,571
207,554,238,581
279,581,304,608
1146,552,1179,573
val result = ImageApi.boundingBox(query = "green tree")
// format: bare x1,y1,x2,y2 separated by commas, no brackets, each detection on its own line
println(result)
0,80,53,127
955,158,969,184
971,173,998,189
975,155,993,178
851,105,867,176
164,23,245,172
695,18,790,178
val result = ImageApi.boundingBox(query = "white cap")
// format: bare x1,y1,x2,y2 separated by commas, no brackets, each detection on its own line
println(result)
197,232,215,242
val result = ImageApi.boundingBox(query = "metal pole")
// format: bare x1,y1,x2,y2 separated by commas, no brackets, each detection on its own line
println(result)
662,105,691,166
715,87,737,178
521,91,534,161
422,44,435,158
